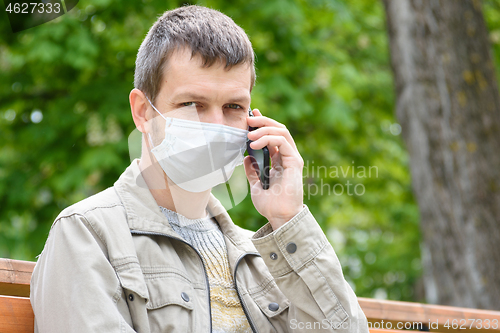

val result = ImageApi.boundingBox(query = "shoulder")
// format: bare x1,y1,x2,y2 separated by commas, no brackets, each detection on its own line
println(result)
49,187,127,245
35,186,134,265
55,187,123,220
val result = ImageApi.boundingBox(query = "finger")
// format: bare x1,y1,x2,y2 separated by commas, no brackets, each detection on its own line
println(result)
269,145,279,158
270,146,282,169
250,135,297,159
247,112,286,129
247,126,298,151
243,155,261,188
252,108,263,117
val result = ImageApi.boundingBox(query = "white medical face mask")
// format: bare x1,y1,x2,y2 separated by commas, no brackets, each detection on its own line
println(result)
145,96,249,193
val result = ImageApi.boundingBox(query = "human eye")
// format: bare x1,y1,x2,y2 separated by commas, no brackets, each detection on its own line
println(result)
226,104,243,110
181,102,197,107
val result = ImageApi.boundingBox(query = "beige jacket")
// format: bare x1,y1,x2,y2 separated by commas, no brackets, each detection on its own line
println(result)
31,160,368,333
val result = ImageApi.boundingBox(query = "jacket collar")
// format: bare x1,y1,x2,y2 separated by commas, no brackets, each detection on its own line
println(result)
113,159,259,256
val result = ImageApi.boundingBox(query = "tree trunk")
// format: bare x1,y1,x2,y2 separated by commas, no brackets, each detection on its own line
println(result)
382,0,500,310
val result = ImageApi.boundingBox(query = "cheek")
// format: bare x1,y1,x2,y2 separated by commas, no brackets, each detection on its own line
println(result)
225,113,248,130
150,118,166,145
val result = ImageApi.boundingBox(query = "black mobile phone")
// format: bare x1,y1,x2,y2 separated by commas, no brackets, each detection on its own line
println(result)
247,108,270,190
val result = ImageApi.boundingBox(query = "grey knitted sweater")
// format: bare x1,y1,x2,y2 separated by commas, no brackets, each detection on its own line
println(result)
160,206,251,333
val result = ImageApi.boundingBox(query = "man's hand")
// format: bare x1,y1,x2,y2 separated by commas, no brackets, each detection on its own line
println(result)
243,109,304,230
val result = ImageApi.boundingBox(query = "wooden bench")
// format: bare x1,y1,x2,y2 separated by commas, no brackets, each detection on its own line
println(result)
0,259,35,333
1,258,500,333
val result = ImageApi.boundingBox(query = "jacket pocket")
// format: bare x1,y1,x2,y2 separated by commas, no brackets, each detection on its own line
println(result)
250,282,290,318
115,263,151,333
144,272,197,333
241,279,290,333
248,279,291,333
145,275,194,310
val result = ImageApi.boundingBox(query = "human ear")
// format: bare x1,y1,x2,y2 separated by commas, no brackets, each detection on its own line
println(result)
129,88,150,133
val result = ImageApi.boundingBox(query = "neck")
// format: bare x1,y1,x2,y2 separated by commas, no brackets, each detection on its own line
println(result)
138,139,211,219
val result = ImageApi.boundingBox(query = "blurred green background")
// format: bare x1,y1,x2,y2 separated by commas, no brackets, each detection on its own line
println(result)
1,0,500,302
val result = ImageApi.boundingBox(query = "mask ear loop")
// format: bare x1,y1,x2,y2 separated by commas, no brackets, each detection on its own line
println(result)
144,94,167,149
147,132,155,149
144,95,166,120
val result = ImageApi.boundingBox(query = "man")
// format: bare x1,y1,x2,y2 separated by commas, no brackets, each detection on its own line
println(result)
31,5,369,333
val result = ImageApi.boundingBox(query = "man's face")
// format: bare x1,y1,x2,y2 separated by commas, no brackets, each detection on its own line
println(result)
149,47,252,134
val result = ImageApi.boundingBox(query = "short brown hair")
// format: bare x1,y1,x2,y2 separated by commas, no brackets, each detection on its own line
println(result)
134,5,256,104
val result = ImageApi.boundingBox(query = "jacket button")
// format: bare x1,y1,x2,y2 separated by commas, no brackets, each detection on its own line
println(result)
128,294,134,302
286,242,297,253
181,292,190,302
268,302,279,311
270,252,278,260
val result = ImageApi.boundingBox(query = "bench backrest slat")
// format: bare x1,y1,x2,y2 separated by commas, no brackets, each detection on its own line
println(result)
0,296,34,333
0,259,35,298
359,297,500,333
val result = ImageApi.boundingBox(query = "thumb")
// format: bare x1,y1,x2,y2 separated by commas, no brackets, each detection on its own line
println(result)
243,155,261,188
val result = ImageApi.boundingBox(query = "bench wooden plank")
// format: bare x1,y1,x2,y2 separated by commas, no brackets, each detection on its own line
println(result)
0,259,35,298
0,296,34,333
359,297,500,332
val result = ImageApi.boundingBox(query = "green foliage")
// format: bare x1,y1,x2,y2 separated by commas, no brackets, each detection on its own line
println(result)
1,0,499,302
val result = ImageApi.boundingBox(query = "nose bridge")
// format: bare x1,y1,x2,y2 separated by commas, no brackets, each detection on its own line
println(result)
206,104,224,125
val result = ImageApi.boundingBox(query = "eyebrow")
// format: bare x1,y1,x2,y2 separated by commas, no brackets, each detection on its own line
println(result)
172,92,250,104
